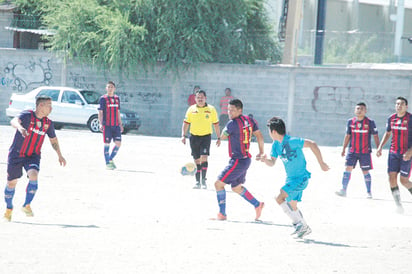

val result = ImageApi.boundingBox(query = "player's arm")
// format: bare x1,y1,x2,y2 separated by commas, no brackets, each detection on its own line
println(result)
49,137,66,167
373,134,380,150
253,130,265,160
11,116,28,137
117,109,124,132
98,109,104,131
181,122,190,144
304,139,329,171
341,134,350,157
213,122,221,147
260,154,277,167
377,131,391,157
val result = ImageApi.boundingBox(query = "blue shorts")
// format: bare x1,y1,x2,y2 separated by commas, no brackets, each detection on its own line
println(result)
218,158,251,187
282,172,311,202
103,126,122,143
7,154,40,181
345,152,373,170
388,153,412,177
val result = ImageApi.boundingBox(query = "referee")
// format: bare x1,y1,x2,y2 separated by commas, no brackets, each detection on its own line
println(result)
181,90,221,189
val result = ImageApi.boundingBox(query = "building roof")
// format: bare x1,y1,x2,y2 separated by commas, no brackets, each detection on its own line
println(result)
5,26,55,36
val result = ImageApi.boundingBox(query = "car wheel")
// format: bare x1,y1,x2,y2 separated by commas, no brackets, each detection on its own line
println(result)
87,115,100,133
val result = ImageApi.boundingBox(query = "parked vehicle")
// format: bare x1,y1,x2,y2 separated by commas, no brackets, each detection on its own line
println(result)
6,86,141,134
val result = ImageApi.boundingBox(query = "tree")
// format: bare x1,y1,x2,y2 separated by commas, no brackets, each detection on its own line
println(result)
13,0,281,74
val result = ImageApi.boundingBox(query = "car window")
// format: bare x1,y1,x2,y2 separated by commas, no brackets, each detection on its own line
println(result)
80,90,101,104
37,89,60,101
62,90,83,104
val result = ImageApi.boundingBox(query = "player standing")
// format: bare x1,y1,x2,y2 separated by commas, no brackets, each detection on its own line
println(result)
214,99,265,221
98,81,123,170
260,117,329,238
377,96,412,213
181,90,221,189
336,102,380,198
3,95,66,222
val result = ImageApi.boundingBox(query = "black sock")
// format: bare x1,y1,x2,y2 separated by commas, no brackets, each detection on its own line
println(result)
201,162,208,181
196,164,201,182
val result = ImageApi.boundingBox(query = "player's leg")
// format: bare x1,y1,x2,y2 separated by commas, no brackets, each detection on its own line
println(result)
103,126,113,169
360,153,373,198
336,153,356,197
21,158,40,216
109,126,122,167
388,153,403,212
214,180,227,220
3,157,23,221
399,157,412,201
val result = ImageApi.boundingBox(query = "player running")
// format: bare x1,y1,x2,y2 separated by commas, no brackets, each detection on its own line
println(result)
3,95,66,222
260,117,329,238
214,99,265,221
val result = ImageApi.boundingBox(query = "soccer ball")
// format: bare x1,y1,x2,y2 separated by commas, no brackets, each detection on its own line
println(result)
180,162,197,176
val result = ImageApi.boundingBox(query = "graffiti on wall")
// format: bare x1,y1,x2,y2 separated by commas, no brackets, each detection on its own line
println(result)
69,72,96,90
0,57,53,92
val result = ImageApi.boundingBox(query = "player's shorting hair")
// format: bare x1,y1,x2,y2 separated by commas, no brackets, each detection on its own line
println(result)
267,117,286,135
107,81,116,87
357,102,367,107
397,96,408,106
36,95,52,106
195,89,206,97
229,99,243,109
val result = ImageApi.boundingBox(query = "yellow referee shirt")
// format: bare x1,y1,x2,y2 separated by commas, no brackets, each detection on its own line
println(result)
184,104,219,136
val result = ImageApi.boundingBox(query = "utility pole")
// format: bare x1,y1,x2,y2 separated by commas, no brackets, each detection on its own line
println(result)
314,0,327,65
392,0,405,61
281,0,303,65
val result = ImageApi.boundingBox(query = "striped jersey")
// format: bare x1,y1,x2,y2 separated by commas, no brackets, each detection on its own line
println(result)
346,117,378,153
219,96,234,115
223,115,258,159
9,110,56,157
184,103,219,136
386,112,412,154
99,95,121,126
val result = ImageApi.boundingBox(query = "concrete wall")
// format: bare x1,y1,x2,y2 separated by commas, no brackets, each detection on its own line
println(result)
1,48,412,146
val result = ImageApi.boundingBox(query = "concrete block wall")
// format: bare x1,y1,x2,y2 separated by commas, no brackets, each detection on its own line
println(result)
1,48,412,146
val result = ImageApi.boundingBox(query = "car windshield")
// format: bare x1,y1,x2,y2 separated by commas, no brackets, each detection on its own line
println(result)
80,90,102,104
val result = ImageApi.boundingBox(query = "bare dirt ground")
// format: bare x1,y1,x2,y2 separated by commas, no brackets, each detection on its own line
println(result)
0,125,411,274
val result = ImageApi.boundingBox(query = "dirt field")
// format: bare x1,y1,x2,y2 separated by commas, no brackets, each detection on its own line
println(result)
0,126,411,274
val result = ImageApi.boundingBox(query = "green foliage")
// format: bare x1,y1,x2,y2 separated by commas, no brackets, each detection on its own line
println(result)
13,0,281,74
324,34,390,64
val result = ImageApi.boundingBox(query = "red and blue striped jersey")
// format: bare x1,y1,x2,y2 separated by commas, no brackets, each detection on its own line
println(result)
98,95,121,126
224,115,258,159
346,117,378,153
386,112,412,154
9,110,56,157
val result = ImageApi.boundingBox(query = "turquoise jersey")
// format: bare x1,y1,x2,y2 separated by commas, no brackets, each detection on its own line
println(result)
270,135,310,182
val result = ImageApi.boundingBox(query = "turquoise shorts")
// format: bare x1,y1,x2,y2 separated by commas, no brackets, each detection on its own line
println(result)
282,174,310,202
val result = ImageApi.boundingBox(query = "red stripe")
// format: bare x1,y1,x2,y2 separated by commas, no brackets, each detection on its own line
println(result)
221,159,239,181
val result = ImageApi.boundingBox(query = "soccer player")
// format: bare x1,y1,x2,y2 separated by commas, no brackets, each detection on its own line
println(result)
260,117,329,238
181,90,221,189
3,95,66,222
98,81,123,170
377,96,412,213
214,99,265,221
336,102,380,198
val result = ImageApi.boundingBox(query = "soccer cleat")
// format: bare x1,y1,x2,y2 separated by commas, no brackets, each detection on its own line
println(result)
22,205,34,217
193,182,201,189
3,209,12,222
255,202,264,221
335,189,347,197
201,178,207,189
296,224,312,238
106,162,115,170
109,160,117,169
217,212,227,221
366,192,372,199
291,222,303,235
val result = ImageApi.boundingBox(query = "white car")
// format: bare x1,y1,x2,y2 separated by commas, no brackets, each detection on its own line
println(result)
6,86,141,133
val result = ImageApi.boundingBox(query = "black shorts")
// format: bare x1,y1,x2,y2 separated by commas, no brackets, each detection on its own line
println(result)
190,134,211,159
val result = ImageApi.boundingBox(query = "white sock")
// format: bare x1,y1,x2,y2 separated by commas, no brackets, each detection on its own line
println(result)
280,201,303,224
